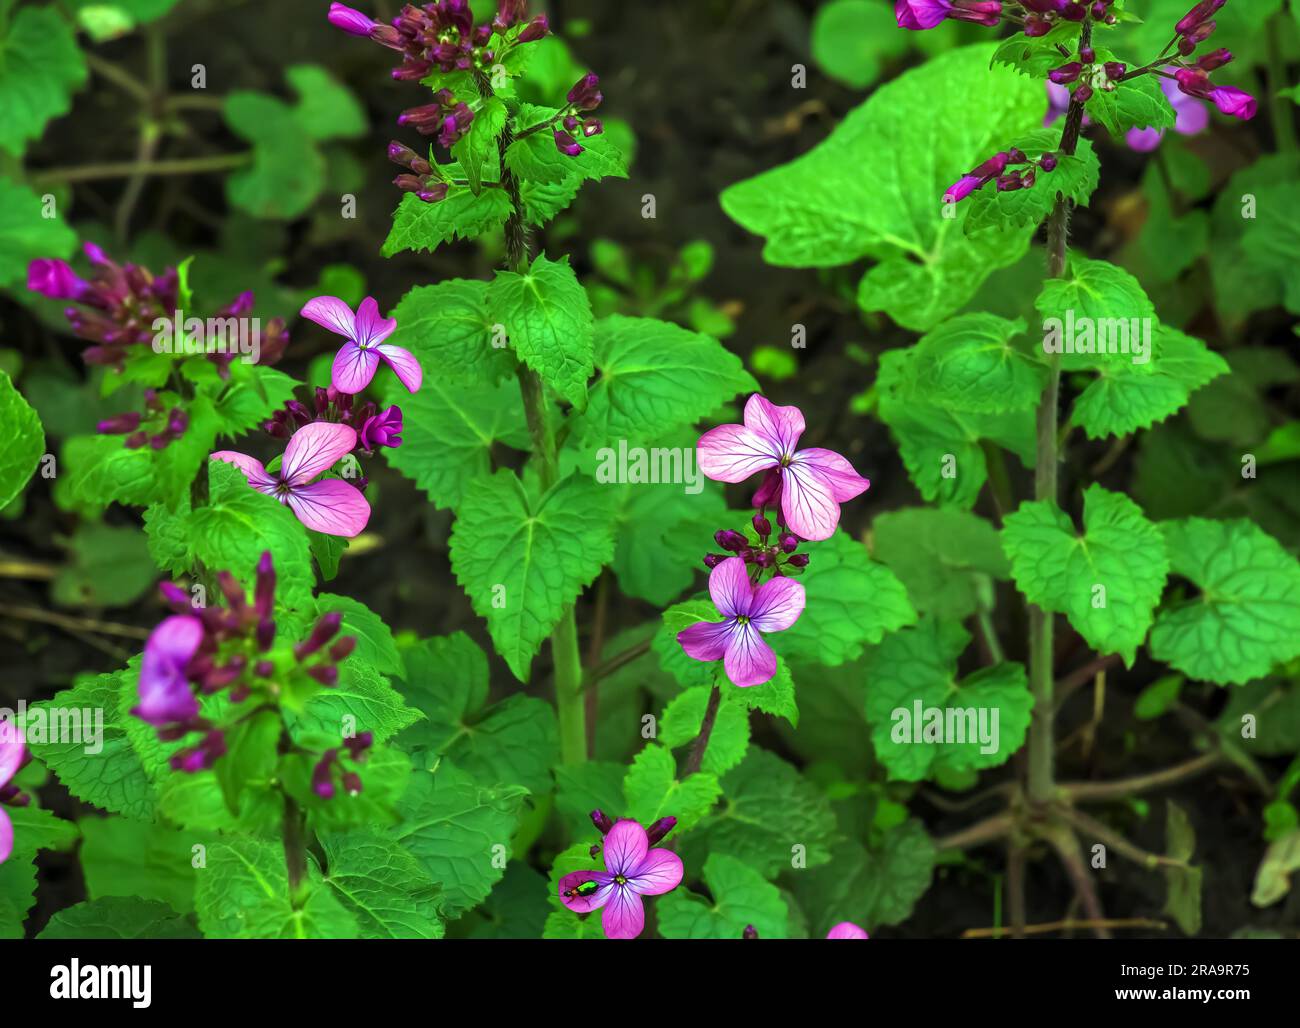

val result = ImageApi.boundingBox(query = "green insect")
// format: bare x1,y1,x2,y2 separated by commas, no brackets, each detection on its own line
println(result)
564,879,601,900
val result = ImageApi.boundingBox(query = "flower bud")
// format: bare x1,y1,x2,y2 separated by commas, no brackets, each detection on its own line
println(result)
590,809,615,834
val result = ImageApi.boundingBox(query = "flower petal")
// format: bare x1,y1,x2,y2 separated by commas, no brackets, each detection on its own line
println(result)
696,423,781,483
135,615,203,726
282,422,358,485
557,869,615,913
628,847,684,896
376,343,423,393
708,556,753,619
353,296,398,349
286,479,371,537
827,921,870,939
209,451,277,493
332,341,381,394
743,394,805,456
780,461,843,541
0,807,11,865
748,576,806,634
793,447,870,502
723,620,778,688
0,718,25,787
677,618,733,663
602,819,649,878
300,295,358,339
601,885,646,940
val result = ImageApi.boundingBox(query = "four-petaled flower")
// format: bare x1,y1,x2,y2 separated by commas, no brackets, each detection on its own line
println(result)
213,421,371,537
697,394,870,541
677,556,805,688
300,295,423,396
0,719,25,865
557,819,684,940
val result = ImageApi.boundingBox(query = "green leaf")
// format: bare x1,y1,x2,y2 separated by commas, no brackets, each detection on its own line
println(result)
381,372,530,512
991,21,1082,78
1002,485,1169,665
810,0,910,89
486,252,594,410
381,188,513,257
214,711,280,816
0,176,78,287
554,761,625,839
1150,518,1300,684
965,133,1099,233
386,278,514,385
776,532,917,666
1162,801,1202,935
3,805,78,856
871,506,1009,619
320,830,445,939
720,45,1045,331
505,103,629,185
51,522,156,609
863,617,1031,781
0,856,36,938
622,743,721,832
1086,74,1177,139
791,821,936,933
317,594,402,677
195,839,359,938
391,761,529,919
876,345,1036,509
286,659,422,743
39,897,199,939
1035,255,1157,372
0,7,87,157
910,313,1045,413
449,470,616,681
395,633,559,796
453,95,507,194
78,816,197,914
0,370,45,509
286,64,365,141
680,748,837,878
657,853,788,939
659,686,751,776
223,91,325,219
569,315,756,444
1070,324,1229,439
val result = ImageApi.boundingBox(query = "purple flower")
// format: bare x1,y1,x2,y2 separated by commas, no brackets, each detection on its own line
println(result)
212,421,372,538
300,295,422,395
567,73,603,112
1174,67,1256,120
557,819,684,940
26,259,89,301
676,556,805,688
134,615,203,727
358,405,403,451
1126,77,1209,151
0,719,26,865
698,395,869,542
327,2,376,35
895,0,1001,30
827,921,870,939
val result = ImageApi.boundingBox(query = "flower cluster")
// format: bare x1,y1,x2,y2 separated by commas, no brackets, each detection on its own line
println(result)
554,73,604,157
0,720,28,866
896,1,1119,34
677,395,870,688
263,387,404,457
557,813,683,940
136,552,360,778
943,147,1060,205
311,732,374,799
97,389,189,452
26,243,288,372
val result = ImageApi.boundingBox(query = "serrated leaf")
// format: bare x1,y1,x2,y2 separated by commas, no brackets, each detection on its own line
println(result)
381,188,512,257
659,685,751,776
505,103,629,185
910,312,1044,413
1149,518,1300,685
286,659,422,744
317,594,402,677
1002,485,1169,665
38,897,199,939
657,853,788,939
77,816,197,914
0,176,78,287
453,95,507,194
965,133,1099,233
0,370,45,509
622,743,721,832
0,7,87,157
1036,255,1157,372
386,278,514,385
1087,74,1176,138
320,829,445,939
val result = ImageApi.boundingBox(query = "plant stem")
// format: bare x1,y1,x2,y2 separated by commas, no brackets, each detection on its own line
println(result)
30,153,250,186
282,792,308,903
683,683,722,776
1266,22,1297,153
1062,751,1222,803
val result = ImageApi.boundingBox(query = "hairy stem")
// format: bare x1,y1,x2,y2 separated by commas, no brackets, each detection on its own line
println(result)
282,791,309,902
683,683,722,777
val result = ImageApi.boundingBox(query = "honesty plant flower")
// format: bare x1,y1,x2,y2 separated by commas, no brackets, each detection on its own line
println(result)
358,405,403,451
677,556,805,688
135,615,204,727
1126,77,1209,151
213,421,372,537
827,921,870,939
300,295,422,395
895,0,1001,30
557,818,683,939
697,394,869,541
0,720,25,865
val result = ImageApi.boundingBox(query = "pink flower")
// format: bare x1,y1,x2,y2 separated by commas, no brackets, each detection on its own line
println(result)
0,719,26,865
300,295,422,395
697,394,870,541
26,258,89,301
827,921,870,939
896,0,1001,30
327,2,376,35
557,819,684,940
212,421,371,537
134,615,203,727
677,556,805,688
1208,85,1257,120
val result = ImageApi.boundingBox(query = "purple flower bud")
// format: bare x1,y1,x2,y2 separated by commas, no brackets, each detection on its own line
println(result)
752,514,771,537
1040,152,1059,172
743,924,759,939
97,412,142,435
125,430,148,449
517,13,549,42
1176,0,1225,37
703,553,726,568
645,816,677,845
295,612,342,660
329,636,357,662
1104,62,1126,82
715,529,748,552
417,183,450,203
567,73,603,112
27,259,89,301
313,751,338,798
787,553,810,568
778,532,798,553
553,129,583,157
1197,47,1232,71
159,581,192,612
753,550,775,568
308,665,339,687
254,551,275,617
1048,62,1083,85
327,2,376,36
581,117,604,138
590,809,615,834
1079,46,1095,65
254,660,274,677
343,771,363,795
256,617,276,653
359,405,403,451
343,731,373,760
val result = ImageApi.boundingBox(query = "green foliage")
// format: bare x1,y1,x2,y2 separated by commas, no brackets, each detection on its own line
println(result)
0,6,87,157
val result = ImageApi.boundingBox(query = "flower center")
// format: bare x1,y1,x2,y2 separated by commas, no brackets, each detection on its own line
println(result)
614,874,627,886
735,615,750,626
